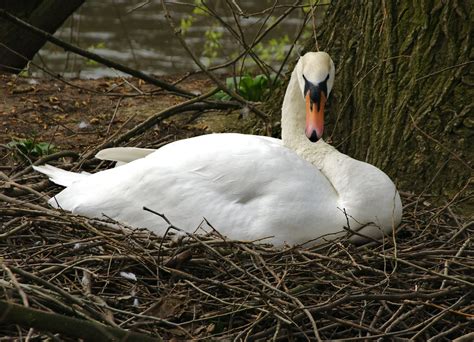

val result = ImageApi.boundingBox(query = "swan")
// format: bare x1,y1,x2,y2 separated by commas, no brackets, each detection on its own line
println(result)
34,52,402,245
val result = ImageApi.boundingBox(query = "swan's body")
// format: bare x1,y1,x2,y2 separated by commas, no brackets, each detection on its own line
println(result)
35,52,402,245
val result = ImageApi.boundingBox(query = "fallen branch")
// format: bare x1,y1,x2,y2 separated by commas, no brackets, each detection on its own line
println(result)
0,9,192,97
0,299,161,342
78,87,240,161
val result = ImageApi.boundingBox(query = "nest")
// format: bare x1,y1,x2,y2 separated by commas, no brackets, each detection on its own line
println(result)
0,156,472,341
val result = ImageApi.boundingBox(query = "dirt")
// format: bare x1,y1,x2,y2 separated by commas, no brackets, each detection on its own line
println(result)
0,73,263,169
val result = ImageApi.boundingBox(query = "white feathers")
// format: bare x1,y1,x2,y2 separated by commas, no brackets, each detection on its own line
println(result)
33,52,402,245
32,165,89,187
120,271,137,281
95,147,155,164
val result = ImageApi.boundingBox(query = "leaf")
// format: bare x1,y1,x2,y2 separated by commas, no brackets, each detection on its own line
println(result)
7,139,55,160
213,74,282,102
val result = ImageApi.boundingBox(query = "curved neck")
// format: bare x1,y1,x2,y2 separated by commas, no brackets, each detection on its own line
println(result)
280,62,401,233
281,68,355,192
282,68,306,150
281,68,335,167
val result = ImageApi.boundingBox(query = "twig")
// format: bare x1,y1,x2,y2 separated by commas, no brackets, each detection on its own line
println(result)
409,114,472,170
11,150,79,179
0,264,29,307
6,265,106,323
0,172,49,204
0,299,161,342
161,0,268,122
0,9,192,97
78,87,237,161
310,0,320,51
106,97,123,136
415,61,474,81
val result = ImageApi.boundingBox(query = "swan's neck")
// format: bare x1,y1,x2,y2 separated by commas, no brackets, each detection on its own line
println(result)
280,62,402,234
281,68,336,167
281,68,367,199
282,68,305,150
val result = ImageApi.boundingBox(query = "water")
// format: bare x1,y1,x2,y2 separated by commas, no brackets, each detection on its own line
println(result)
32,0,327,78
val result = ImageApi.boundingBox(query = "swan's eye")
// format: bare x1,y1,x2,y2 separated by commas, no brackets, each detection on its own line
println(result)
303,75,312,97
319,79,328,98
303,74,329,99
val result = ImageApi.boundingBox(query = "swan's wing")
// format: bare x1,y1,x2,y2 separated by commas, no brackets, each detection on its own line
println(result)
50,133,342,245
33,164,89,187
95,147,155,163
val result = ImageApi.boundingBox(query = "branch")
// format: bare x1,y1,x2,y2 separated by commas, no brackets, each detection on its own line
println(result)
0,299,161,342
210,0,301,74
160,0,268,122
0,9,193,97
79,88,240,160
249,287,466,340
11,150,79,180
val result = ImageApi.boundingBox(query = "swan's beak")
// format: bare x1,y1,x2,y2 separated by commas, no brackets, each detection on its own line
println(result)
305,91,326,142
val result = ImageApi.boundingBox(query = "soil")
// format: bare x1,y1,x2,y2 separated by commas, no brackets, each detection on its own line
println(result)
0,73,259,169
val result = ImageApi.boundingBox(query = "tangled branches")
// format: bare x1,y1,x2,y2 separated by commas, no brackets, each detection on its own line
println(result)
0,163,472,340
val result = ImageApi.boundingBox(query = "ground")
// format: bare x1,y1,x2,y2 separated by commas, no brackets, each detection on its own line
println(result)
0,73,259,167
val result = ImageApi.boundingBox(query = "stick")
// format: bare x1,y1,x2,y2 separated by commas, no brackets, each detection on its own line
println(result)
161,0,268,122
78,87,239,161
0,299,161,342
0,9,192,97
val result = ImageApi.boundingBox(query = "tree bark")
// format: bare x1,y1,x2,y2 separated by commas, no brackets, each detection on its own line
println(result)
0,0,84,73
268,0,473,201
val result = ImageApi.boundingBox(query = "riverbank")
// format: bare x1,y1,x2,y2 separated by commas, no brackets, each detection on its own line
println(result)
1,74,217,152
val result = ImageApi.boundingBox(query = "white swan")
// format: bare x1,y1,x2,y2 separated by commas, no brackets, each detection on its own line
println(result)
34,52,402,245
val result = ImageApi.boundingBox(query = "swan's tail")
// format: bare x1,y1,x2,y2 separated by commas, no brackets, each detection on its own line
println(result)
33,164,89,187
95,147,154,165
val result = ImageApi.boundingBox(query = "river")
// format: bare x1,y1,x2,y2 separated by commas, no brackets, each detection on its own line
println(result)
32,0,327,78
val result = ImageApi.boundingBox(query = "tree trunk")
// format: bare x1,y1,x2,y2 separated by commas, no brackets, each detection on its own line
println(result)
0,0,84,73
269,0,473,202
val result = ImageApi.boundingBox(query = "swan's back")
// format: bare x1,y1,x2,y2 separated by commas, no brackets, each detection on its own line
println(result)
36,51,403,245
51,134,344,245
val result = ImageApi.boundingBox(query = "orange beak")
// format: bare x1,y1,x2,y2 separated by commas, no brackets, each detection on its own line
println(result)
305,92,326,142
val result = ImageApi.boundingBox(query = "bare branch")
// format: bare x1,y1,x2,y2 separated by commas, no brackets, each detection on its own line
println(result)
0,9,193,97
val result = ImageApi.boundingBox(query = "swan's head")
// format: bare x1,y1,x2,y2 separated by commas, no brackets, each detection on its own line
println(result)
296,52,335,142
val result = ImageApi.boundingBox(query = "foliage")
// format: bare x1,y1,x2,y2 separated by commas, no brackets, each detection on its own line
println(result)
180,1,223,60
254,35,290,63
214,74,281,102
7,139,56,160
203,26,222,59
86,42,106,66
18,69,30,77
179,0,206,34
178,2,291,65
179,15,194,34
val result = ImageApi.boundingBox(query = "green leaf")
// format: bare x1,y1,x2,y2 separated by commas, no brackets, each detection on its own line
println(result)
7,139,56,160
213,74,282,102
